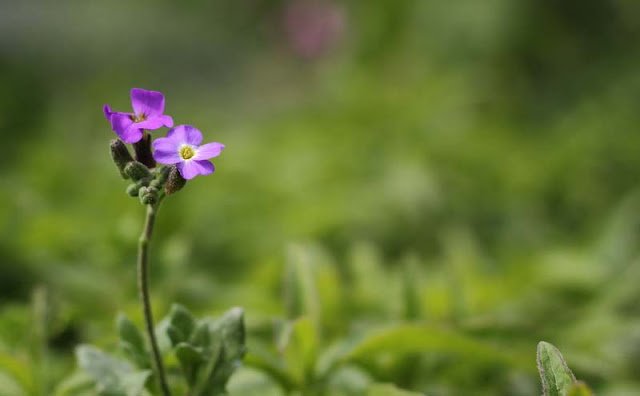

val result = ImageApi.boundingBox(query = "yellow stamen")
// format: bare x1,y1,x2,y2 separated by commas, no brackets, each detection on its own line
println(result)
179,145,196,160
130,113,146,123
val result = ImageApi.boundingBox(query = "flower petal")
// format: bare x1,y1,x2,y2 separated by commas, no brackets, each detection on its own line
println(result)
194,142,225,160
177,159,214,180
108,112,143,143
120,123,144,143
159,114,174,128
152,138,182,164
135,114,174,131
136,117,165,131
166,125,202,146
130,88,165,117
107,111,133,131
103,104,113,121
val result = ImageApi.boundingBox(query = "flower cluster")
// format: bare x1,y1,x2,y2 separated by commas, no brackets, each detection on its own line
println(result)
105,88,225,201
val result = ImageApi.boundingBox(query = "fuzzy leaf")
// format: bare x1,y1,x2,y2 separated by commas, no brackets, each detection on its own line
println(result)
537,341,577,396
175,342,205,386
167,304,196,346
117,314,149,369
76,345,150,396
213,307,246,363
191,307,247,396
190,321,211,349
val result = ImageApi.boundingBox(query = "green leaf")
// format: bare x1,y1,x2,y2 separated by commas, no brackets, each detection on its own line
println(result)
191,307,247,396
284,245,320,322
190,321,211,349
167,304,196,347
367,383,424,396
175,342,205,386
284,244,345,338
342,325,529,370
567,381,594,396
0,351,35,395
243,344,295,393
192,340,225,396
227,367,286,396
213,307,246,363
52,371,94,396
76,345,151,396
536,341,577,396
119,371,152,396
279,317,318,386
325,365,372,395
76,345,129,391
117,314,150,369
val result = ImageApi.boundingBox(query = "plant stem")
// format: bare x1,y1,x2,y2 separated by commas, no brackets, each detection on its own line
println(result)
138,201,172,396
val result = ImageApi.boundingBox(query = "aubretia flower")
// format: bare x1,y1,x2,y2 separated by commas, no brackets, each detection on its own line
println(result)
152,125,224,180
104,88,174,143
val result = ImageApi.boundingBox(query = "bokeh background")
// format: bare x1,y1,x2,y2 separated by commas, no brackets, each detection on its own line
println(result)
2,0,640,394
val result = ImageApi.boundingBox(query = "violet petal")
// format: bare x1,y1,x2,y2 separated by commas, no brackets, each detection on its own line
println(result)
159,114,174,128
167,125,203,146
103,104,113,121
135,117,166,131
130,88,165,117
119,123,144,143
152,138,182,164
177,159,214,179
194,142,225,160
110,112,133,132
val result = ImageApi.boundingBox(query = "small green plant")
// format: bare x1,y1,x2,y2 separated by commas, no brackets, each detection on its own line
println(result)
537,341,593,396
71,88,244,395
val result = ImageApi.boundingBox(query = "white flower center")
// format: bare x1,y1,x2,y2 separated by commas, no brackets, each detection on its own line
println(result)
179,145,196,160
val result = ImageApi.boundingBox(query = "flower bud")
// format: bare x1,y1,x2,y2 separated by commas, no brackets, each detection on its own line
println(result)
110,139,134,179
133,132,156,169
164,166,186,195
139,186,158,205
126,182,142,197
124,161,151,181
155,165,171,184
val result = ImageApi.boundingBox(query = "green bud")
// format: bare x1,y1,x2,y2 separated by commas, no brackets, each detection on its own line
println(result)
164,166,186,195
126,182,141,197
139,186,158,205
155,165,171,184
110,139,134,179
124,161,151,181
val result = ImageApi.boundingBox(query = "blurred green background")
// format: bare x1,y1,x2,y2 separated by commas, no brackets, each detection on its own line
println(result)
2,0,640,394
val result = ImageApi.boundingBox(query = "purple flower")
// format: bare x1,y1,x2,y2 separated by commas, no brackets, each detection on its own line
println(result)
104,88,174,143
152,125,224,180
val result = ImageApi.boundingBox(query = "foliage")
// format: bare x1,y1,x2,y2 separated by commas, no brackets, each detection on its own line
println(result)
537,341,593,396
73,306,246,395
2,0,640,395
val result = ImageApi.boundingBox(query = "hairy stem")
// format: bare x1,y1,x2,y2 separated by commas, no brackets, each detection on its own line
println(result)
138,202,171,396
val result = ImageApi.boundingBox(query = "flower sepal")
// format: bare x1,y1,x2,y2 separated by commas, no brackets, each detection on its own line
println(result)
139,186,159,205
124,162,151,181
110,139,135,179
164,166,187,195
